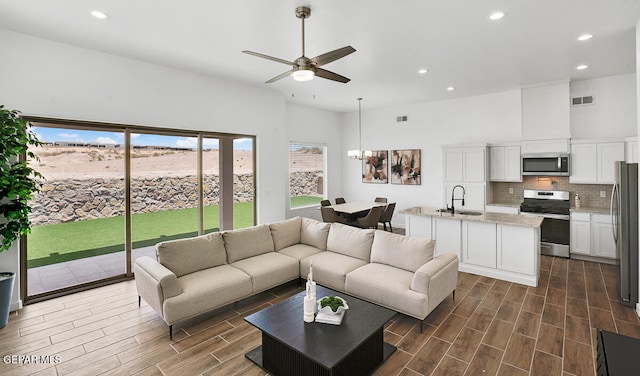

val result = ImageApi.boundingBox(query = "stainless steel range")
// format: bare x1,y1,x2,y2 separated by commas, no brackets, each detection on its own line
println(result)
519,189,570,258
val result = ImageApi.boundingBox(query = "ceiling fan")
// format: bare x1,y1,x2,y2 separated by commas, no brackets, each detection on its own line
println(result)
242,6,356,84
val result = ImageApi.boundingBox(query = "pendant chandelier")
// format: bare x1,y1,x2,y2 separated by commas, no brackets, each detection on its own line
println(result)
347,98,372,159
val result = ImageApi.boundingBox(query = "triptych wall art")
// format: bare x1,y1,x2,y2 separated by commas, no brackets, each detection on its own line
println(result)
362,149,421,185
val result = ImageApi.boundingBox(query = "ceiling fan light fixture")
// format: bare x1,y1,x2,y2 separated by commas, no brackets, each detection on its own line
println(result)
292,69,315,81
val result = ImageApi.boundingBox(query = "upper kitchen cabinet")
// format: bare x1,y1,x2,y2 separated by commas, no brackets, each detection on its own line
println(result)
489,145,521,182
443,145,487,183
521,82,570,141
570,139,625,184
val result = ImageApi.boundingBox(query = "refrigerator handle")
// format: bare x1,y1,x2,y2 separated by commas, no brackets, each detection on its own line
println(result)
611,183,618,243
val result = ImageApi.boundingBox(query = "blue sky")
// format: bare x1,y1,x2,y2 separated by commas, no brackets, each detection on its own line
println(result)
33,127,253,150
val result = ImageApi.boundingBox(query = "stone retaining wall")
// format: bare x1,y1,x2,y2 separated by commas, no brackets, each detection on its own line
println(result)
29,171,322,226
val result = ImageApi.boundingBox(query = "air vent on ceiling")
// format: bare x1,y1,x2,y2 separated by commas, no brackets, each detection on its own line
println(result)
396,116,408,122
571,95,594,106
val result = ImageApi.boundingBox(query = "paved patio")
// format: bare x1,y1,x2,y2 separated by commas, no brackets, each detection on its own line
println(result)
27,246,156,295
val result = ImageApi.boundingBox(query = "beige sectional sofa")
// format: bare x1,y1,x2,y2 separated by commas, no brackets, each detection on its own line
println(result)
134,217,458,339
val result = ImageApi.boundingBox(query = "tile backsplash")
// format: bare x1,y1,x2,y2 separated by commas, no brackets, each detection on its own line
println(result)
491,176,612,209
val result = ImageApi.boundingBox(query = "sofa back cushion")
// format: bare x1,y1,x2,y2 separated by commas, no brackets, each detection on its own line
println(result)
300,217,330,251
370,230,434,272
327,223,374,261
270,217,302,251
223,224,275,263
156,232,226,277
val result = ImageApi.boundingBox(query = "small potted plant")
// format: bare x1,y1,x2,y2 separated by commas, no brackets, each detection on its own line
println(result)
317,295,349,315
0,105,43,329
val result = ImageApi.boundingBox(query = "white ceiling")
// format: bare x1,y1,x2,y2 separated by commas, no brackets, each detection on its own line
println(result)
1,0,639,113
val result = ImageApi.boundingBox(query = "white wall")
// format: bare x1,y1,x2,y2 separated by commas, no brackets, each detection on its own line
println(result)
636,19,640,318
0,28,292,309
342,90,523,228
571,74,638,139
285,103,343,221
521,82,571,140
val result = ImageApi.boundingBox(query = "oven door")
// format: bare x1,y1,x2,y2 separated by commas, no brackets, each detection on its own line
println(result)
521,212,570,258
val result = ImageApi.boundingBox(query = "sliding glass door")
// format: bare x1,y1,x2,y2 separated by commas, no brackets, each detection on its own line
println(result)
26,127,126,296
22,120,256,302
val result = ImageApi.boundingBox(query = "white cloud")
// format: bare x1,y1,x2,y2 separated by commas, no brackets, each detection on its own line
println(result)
96,137,117,144
59,132,79,139
176,137,197,149
131,133,141,139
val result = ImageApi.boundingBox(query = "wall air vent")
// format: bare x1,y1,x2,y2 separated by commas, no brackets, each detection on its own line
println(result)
396,116,408,122
571,95,594,106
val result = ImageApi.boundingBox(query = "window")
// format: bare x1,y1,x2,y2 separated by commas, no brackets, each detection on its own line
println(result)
289,143,325,208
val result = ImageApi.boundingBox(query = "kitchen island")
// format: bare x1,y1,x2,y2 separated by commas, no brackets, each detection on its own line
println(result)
400,207,543,286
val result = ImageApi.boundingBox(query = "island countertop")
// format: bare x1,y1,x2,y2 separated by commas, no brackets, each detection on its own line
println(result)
399,206,543,228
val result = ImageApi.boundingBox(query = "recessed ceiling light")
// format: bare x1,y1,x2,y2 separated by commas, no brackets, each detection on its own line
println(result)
488,11,506,21
447,86,455,91
90,11,108,19
576,64,589,70
418,68,429,74
578,34,593,41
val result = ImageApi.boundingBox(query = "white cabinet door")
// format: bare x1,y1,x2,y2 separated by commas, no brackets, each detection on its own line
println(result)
570,220,591,255
497,224,537,275
570,144,597,183
591,214,617,259
443,148,463,182
505,146,522,181
443,183,485,211
490,146,521,182
597,143,625,184
406,215,433,239
462,221,497,268
463,147,486,182
489,147,505,181
434,217,461,258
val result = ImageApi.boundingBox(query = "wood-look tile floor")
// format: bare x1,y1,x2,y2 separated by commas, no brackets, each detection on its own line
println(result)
1,255,639,376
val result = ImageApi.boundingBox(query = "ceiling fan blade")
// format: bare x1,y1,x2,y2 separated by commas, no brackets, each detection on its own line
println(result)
265,70,293,83
311,46,356,66
315,68,350,83
242,50,295,66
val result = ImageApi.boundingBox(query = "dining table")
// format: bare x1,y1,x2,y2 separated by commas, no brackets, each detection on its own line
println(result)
327,201,387,217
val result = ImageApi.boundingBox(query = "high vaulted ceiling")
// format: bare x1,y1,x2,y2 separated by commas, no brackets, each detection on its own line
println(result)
1,1,639,113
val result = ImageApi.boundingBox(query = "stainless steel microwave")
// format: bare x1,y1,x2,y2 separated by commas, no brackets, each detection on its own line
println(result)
521,153,570,176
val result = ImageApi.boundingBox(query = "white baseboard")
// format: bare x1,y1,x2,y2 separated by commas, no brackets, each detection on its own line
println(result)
636,302,640,318
10,299,22,312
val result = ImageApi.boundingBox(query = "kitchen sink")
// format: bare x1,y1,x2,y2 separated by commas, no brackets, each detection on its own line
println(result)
456,210,483,216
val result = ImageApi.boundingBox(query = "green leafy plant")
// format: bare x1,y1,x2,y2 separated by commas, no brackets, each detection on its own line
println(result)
0,105,43,252
320,296,344,312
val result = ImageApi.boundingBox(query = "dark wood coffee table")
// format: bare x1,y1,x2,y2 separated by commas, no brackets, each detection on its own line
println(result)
245,285,396,376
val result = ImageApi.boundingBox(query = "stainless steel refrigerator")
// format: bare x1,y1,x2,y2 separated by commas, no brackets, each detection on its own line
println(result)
611,161,638,307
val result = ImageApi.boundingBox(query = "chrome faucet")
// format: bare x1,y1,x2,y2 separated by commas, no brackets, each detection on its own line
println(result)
449,185,466,214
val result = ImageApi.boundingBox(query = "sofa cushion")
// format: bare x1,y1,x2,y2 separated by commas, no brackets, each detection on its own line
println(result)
223,224,275,263
326,223,374,261
346,263,429,319
163,265,252,324
300,252,368,291
156,232,226,277
278,243,324,261
231,253,299,293
371,230,435,272
300,217,330,251
270,217,302,251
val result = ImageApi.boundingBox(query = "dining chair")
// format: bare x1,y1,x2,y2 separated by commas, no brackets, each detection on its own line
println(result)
320,199,331,206
335,197,346,204
378,202,396,232
374,197,388,203
352,205,384,229
321,207,348,224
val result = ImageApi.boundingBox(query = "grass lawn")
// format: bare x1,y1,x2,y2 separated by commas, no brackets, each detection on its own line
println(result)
28,196,323,268
290,195,323,207
27,202,254,267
